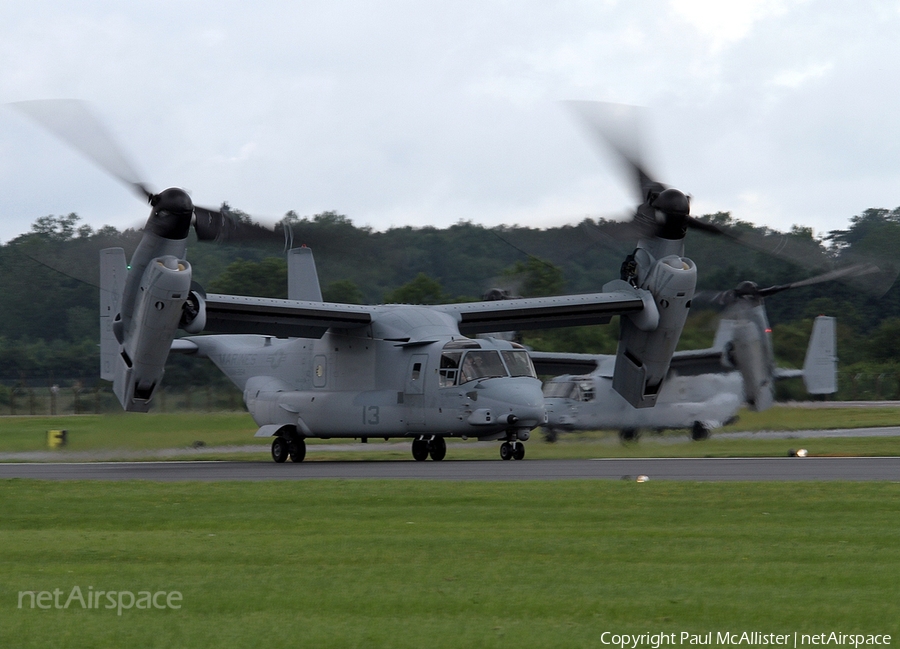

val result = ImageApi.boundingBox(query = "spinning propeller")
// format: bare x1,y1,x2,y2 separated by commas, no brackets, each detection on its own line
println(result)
567,100,898,297
10,99,277,244
711,263,883,306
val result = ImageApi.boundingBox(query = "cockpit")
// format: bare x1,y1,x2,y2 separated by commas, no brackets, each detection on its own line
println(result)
542,379,595,402
439,339,538,387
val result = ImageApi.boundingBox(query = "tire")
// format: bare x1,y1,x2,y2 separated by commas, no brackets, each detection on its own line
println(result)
499,441,513,461
271,437,289,463
429,437,447,461
691,422,710,441
289,438,307,463
412,439,429,461
512,443,525,461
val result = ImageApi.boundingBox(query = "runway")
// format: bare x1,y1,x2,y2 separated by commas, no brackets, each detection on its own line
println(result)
2,456,899,481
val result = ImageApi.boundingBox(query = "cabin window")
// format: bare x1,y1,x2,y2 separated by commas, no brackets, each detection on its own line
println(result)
411,362,422,381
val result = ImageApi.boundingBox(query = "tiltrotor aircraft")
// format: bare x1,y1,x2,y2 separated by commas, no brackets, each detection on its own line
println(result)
11,99,849,462
536,284,839,442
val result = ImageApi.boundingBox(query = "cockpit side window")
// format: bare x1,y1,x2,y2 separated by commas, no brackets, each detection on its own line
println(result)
577,381,595,402
439,351,463,387
500,350,537,378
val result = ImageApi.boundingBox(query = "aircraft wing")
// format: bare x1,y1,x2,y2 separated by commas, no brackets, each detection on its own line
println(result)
436,290,646,335
529,351,604,377
529,346,730,379
667,347,730,376
201,294,373,338
196,287,646,339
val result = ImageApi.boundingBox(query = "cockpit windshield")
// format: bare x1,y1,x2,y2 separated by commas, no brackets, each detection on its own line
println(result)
438,340,539,386
459,350,507,383
541,379,594,401
542,381,576,399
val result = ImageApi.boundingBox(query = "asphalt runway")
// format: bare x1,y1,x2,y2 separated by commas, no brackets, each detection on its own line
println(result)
2,456,899,481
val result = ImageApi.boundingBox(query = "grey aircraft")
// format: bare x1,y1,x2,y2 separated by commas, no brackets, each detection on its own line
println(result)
535,306,837,442
15,98,747,462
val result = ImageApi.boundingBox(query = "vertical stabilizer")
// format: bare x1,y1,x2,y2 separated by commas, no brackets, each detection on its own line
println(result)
288,246,323,302
99,247,127,381
803,316,837,394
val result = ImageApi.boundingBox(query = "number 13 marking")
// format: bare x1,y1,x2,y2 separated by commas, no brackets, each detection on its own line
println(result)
362,406,380,425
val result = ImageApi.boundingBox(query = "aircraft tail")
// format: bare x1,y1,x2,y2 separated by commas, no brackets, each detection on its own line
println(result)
802,315,837,394
288,246,323,301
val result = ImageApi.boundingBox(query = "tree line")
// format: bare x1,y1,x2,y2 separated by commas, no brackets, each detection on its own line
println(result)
1,206,899,400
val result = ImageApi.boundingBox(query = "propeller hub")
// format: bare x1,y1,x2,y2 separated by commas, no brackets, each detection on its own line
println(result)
651,188,690,217
145,187,194,240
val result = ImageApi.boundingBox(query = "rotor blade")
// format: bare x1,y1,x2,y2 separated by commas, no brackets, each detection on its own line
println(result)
193,206,232,242
689,215,898,297
194,204,286,246
10,99,153,202
755,263,884,298
564,100,665,202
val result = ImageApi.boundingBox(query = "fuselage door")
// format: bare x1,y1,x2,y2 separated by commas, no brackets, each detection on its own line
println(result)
405,353,429,427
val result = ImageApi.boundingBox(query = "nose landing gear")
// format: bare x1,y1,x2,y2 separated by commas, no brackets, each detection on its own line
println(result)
499,440,525,461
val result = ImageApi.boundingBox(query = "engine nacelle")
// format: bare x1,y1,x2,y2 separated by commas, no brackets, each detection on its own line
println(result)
730,320,774,411
609,254,697,408
113,256,192,411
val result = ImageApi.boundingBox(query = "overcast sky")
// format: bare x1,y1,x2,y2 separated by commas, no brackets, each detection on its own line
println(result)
0,0,898,244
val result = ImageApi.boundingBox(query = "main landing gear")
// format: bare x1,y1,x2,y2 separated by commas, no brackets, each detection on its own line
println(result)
691,421,710,441
499,440,525,461
271,434,306,463
411,436,447,461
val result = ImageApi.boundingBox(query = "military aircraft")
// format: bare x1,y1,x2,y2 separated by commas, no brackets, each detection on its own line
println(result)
536,301,837,442
13,98,733,462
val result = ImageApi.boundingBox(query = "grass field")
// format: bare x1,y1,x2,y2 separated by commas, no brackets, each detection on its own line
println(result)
1,406,899,461
1,480,897,648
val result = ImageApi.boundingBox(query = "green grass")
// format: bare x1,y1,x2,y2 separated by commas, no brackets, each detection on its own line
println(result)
1,480,897,648
0,406,899,461
720,406,900,431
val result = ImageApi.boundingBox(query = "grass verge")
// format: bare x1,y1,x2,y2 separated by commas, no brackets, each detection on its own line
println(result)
1,480,898,648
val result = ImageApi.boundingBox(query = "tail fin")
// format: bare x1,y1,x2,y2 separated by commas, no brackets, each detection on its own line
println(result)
287,246,323,301
802,316,837,394
99,248,127,381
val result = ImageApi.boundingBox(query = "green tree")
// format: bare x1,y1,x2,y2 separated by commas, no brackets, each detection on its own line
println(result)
208,258,288,298
501,257,565,297
383,273,447,304
323,279,365,304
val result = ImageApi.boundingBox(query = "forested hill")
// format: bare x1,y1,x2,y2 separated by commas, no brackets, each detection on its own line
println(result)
1,207,900,389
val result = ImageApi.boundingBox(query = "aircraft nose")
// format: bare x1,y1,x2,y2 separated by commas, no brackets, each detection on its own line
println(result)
481,378,546,428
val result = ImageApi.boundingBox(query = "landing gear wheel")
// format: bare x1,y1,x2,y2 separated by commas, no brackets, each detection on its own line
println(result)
499,441,513,461
619,428,639,443
271,437,289,463
691,421,710,441
429,437,447,461
412,439,429,461
512,442,525,461
289,438,307,463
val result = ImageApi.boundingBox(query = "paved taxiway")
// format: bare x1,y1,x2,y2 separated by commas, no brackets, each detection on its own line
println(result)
1,457,899,481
